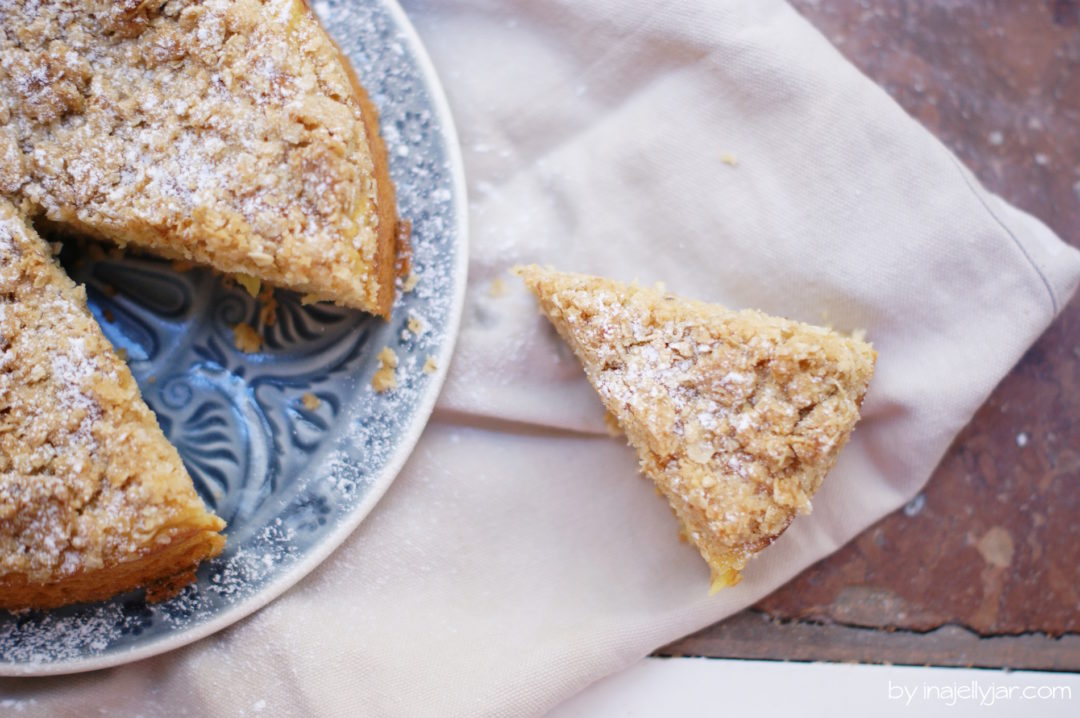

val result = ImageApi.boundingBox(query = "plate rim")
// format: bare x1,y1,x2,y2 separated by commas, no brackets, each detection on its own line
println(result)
0,0,469,678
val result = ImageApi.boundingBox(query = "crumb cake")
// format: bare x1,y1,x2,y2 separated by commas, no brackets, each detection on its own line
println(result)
516,266,876,590
0,0,399,316
0,201,225,610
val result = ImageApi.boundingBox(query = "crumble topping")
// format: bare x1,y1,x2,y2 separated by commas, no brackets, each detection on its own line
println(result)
0,202,223,587
516,265,875,589
0,0,390,312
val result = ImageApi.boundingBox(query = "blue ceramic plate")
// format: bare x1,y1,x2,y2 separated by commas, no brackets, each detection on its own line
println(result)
0,0,467,675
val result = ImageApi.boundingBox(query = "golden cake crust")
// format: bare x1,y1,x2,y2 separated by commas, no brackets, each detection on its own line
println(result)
0,201,224,610
516,265,876,589
0,0,399,316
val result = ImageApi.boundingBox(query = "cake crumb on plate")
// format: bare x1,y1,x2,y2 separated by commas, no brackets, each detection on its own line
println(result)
233,323,263,353
373,347,399,392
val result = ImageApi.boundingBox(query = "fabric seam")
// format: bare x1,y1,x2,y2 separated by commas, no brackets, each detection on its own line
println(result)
950,157,1059,317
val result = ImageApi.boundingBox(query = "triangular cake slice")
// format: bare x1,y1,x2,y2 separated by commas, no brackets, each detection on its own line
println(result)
0,0,398,316
516,265,876,589
0,201,225,610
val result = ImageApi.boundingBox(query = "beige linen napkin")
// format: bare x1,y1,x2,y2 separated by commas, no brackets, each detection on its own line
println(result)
4,0,1079,715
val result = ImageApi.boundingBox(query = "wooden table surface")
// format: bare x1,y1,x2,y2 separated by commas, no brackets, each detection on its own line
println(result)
662,0,1080,671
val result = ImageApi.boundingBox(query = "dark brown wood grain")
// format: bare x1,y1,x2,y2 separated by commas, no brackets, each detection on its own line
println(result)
663,0,1080,666
660,611,1080,672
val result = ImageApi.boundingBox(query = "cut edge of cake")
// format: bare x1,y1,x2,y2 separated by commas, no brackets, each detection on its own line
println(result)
317,4,402,318
0,0,401,318
514,264,876,591
0,202,225,610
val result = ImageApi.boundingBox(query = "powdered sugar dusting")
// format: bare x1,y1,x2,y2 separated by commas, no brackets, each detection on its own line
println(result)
2,0,387,308
520,267,874,585
0,0,465,674
50,336,103,449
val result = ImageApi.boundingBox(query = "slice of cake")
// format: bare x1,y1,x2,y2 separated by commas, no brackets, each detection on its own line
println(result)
0,0,398,316
515,265,876,590
0,202,225,610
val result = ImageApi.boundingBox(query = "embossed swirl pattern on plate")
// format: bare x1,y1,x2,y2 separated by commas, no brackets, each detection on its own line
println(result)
78,258,379,533
0,0,466,671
